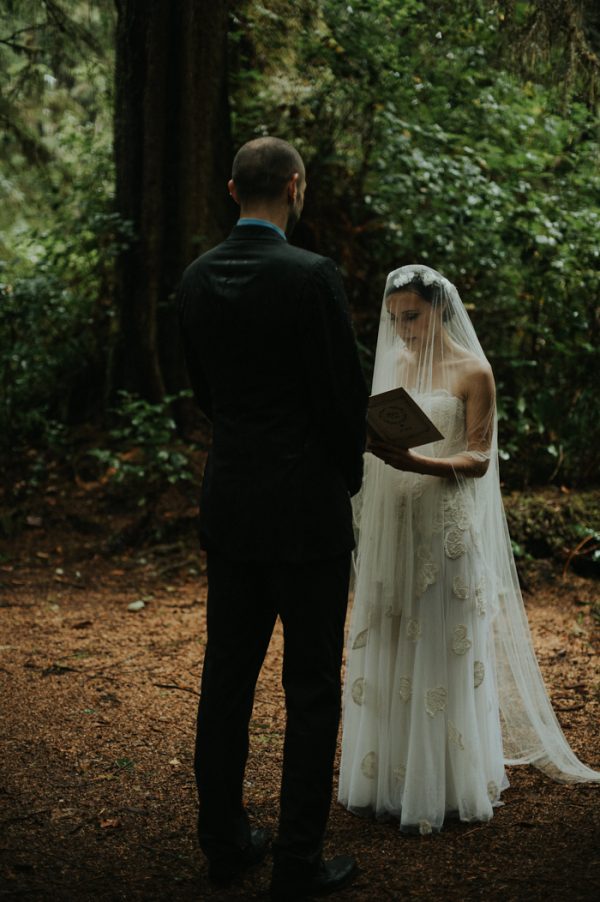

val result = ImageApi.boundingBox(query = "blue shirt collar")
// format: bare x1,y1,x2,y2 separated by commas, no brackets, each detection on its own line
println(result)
237,218,287,241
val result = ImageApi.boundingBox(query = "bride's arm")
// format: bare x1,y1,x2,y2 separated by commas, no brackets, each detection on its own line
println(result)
370,366,496,479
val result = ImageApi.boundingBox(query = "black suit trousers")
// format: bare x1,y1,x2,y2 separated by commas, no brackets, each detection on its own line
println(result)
195,550,351,867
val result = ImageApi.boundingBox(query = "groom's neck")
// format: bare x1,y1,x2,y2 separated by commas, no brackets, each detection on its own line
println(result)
238,202,288,233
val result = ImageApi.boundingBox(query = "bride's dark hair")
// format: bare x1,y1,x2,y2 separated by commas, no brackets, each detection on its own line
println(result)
384,278,454,321
385,278,434,302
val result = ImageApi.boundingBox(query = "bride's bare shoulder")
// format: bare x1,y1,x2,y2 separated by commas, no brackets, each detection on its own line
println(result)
453,350,494,400
452,346,492,377
467,354,493,380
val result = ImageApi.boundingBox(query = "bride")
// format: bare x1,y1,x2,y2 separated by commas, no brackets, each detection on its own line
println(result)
338,264,599,834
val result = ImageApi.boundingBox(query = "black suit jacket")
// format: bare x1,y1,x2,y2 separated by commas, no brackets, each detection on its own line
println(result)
177,224,368,562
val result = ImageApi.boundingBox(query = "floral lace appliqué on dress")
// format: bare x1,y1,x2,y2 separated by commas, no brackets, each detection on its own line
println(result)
398,677,412,702
445,527,467,560
352,628,368,649
474,660,485,688
451,625,472,656
351,678,365,706
416,546,439,597
448,722,465,750
406,618,421,642
475,578,487,616
340,391,507,832
452,575,470,600
425,686,448,718
361,752,378,779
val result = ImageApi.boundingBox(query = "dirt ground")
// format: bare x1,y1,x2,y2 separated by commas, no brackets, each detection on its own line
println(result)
1,497,599,901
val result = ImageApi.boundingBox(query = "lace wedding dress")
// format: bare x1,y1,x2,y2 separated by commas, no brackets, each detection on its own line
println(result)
338,265,599,834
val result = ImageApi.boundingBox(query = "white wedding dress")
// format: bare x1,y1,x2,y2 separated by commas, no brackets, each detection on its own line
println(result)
340,392,508,832
338,265,599,834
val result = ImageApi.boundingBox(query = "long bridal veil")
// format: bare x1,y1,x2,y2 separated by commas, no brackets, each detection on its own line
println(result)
345,263,599,804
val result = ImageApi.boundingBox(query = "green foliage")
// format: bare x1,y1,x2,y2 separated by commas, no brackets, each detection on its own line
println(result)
89,391,195,505
0,129,131,458
1,1,598,491
0,0,115,260
504,488,600,574
1,1,123,470
230,0,600,486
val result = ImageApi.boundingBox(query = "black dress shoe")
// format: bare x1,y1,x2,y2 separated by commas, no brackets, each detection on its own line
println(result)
208,827,270,885
270,855,357,901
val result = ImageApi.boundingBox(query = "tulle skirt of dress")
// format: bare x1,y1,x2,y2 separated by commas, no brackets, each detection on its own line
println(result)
339,446,509,833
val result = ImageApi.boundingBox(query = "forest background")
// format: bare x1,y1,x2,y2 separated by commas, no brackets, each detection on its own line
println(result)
1,0,599,568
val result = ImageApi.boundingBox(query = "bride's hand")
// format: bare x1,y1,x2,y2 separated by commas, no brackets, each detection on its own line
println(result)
369,441,421,472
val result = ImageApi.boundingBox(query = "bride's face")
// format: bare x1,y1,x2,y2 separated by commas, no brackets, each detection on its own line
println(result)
386,290,438,350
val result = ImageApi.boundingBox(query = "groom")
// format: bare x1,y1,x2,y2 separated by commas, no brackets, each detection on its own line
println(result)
177,137,368,900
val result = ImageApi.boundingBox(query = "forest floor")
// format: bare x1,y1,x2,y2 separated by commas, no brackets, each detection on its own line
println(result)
0,480,599,902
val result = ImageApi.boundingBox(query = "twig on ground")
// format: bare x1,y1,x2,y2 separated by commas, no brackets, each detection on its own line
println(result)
152,682,200,696
154,558,198,577
140,842,194,863
90,651,145,673
0,601,36,608
144,542,186,556
53,578,87,589
0,808,50,826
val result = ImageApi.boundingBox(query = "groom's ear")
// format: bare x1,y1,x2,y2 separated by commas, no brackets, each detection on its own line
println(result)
287,172,300,203
228,179,240,206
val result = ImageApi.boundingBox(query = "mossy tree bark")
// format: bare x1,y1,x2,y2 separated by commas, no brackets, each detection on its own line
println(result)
113,0,233,403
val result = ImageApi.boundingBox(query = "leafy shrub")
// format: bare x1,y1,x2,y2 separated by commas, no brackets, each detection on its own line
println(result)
0,131,132,461
230,0,600,486
88,391,195,505
504,489,600,576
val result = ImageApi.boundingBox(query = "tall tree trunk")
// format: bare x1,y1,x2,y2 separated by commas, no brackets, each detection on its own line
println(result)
113,0,233,403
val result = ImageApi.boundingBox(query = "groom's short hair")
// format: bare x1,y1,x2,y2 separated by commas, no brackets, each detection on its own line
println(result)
232,137,305,203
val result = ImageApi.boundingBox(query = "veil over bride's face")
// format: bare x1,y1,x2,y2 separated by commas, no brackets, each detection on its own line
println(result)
386,290,442,353
375,266,480,397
